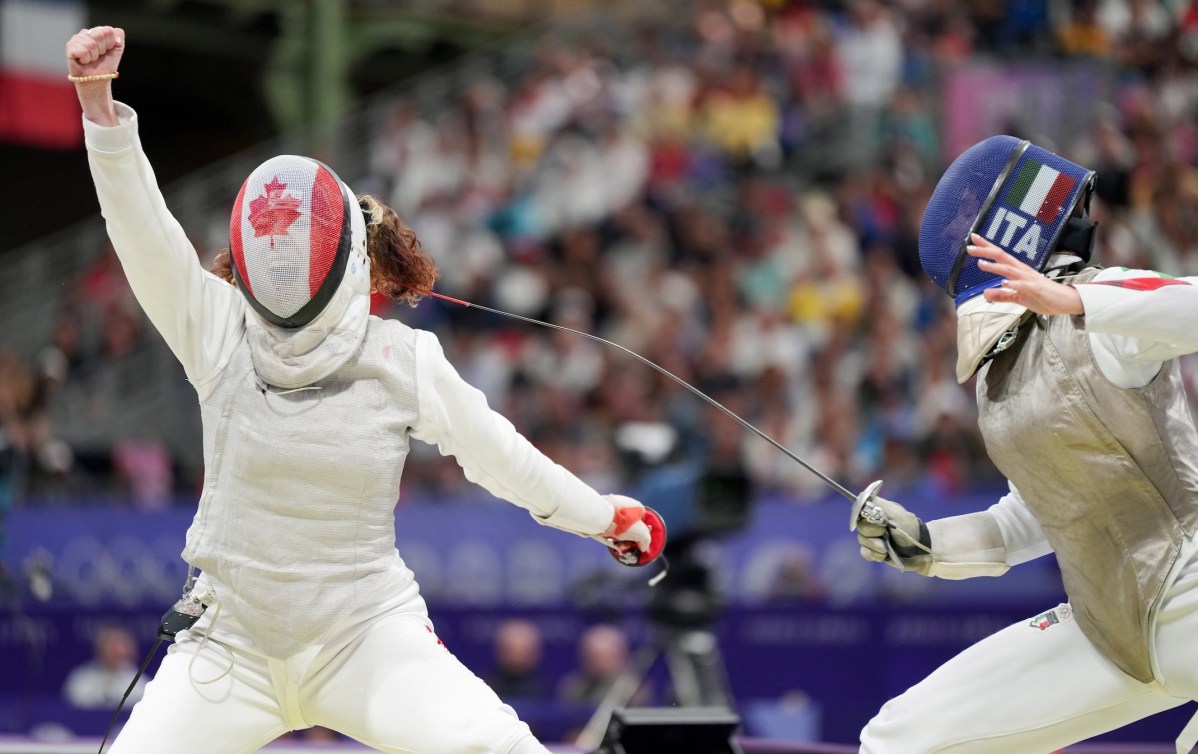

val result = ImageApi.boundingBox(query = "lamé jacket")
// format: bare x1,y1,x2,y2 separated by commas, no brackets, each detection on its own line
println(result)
979,267,1198,682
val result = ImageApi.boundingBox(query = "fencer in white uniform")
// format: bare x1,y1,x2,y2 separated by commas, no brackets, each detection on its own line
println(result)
853,135,1198,754
67,27,661,754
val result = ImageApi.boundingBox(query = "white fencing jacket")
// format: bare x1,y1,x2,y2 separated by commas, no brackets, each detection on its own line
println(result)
85,104,616,658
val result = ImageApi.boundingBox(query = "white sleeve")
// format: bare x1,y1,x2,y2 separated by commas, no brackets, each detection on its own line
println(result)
923,509,1008,580
1076,268,1198,368
409,330,614,537
85,103,243,397
987,483,1053,566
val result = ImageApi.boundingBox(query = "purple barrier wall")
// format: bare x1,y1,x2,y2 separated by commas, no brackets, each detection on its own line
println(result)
3,494,1066,610
2,602,1195,747
3,499,1191,746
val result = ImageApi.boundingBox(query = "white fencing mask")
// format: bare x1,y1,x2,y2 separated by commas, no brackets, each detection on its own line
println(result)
230,155,366,329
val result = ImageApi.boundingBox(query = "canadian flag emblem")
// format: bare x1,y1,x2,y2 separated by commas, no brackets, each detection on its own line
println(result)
248,177,302,238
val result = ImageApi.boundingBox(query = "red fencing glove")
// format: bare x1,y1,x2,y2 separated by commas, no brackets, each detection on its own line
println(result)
602,494,667,567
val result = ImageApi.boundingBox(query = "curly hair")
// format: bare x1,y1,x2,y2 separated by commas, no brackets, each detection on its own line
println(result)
358,194,439,305
210,194,439,307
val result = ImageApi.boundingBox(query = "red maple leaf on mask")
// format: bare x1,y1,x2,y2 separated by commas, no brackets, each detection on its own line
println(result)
248,177,303,238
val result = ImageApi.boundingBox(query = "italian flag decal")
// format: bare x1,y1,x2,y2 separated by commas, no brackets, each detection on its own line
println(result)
1090,277,1190,291
1006,159,1077,223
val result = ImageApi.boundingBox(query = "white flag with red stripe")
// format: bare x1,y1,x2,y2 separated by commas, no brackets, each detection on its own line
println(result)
0,0,85,148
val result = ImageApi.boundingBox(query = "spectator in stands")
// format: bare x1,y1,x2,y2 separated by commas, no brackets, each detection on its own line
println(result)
1055,0,1114,57
557,623,645,707
486,618,548,701
19,0,1197,518
700,63,782,170
0,351,32,507
835,0,903,165
1102,0,1174,72
62,625,146,710
764,544,827,603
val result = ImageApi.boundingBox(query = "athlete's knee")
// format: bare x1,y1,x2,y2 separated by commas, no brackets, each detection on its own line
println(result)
860,697,940,754
860,718,899,754
435,706,540,754
859,712,886,754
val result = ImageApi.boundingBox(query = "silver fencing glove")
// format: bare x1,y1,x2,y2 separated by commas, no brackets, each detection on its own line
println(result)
851,480,1011,579
851,481,933,575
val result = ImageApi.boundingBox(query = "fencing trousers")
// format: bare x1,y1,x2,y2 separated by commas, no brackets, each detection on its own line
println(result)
860,540,1198,754
108,574,549,754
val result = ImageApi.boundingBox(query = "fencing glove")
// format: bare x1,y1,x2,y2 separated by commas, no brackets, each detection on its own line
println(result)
604,494,651,552
853,484,934,575
852,481,1011,579
601,495,667,567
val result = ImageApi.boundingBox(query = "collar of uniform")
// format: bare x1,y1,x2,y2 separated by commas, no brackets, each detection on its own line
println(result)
954,253,1084,384
955,296,1030,384
244,258,370,390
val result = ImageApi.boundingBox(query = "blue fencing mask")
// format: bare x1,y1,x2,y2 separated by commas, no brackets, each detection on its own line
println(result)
920,135,1096,307
920,136,1097,382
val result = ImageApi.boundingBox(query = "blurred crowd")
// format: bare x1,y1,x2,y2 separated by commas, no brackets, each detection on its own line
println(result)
5,0,1198,511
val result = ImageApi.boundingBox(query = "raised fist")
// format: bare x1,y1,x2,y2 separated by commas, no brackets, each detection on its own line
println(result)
65,26,125,81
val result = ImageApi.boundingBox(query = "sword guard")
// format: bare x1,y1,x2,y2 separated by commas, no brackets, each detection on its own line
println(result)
849,479,909,570
849,480,885,532
608,507,667,567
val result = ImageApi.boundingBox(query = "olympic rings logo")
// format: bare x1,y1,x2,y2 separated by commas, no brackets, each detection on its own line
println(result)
50,534,190,606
